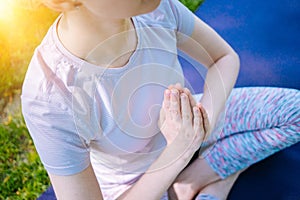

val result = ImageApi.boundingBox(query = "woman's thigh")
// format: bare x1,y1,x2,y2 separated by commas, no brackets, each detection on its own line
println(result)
195,87,300,144
197,87,300,178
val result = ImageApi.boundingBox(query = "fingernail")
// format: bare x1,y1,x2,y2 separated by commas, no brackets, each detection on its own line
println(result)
193,107,199,113
171,89,178,96
165,89,170,95
181,94,186,101
184,88,190,93
171,93,177,100
171,91,178,102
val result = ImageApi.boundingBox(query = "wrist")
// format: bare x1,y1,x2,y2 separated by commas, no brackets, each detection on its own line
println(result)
159,143,195,169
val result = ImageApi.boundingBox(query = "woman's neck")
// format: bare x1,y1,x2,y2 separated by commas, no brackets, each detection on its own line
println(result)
57,7,137,67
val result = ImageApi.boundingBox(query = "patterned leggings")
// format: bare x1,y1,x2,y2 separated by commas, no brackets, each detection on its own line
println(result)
199,87,300,179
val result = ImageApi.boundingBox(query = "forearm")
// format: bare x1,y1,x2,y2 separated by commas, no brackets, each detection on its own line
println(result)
118,145,191,200
177,16,240,130
200,52,240,130
119,80,207,200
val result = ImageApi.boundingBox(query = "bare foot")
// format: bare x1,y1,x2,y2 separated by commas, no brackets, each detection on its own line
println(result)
168,151,221,200
196,171,242,200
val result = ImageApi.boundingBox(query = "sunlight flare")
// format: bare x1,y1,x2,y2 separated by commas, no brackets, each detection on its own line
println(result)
0,0,13,20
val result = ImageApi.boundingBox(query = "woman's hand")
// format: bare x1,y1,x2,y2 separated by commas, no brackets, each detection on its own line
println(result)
118,87,210,200
159,84,196,139
159,83,210,143
158,86,209,162
163,94,211,200
157,84,211,200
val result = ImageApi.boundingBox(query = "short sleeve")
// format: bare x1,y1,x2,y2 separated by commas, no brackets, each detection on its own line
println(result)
169,0,196,42
21,96,90,176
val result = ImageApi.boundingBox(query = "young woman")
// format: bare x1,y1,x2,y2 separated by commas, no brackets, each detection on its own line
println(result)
21,0,300,199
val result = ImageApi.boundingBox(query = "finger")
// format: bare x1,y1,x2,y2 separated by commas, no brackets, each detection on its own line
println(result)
175,82,184,91
163,89,171,110
198,103,210,134
168,84,174,90
180,93,192,126
159,89,171,128
170,89,181,122
183,88,197,107
171,84,197,110
193,106,204,140
169,83,184,94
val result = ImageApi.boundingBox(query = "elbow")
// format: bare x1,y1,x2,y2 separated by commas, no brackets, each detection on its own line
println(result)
232,51,240,84
233,51,240,67
230,50,240,74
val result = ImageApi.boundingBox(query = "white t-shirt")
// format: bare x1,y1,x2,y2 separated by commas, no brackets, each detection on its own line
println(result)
21,0,195,199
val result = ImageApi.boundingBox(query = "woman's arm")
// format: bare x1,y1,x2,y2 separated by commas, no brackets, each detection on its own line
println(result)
49,145,193,200
49,90,208,200
118,90,208,200
166,15,240,199
118,141,195,200
49,165,103,200
178,16,240,130
49,145,195,200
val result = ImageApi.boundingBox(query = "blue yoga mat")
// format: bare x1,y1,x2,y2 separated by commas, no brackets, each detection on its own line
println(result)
38,0,300,199
182,0,300,93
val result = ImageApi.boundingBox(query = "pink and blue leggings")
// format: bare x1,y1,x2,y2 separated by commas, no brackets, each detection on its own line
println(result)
201,87,300,179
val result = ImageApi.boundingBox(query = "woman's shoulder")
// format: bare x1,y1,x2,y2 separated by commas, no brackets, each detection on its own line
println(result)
136,0,194,32
135,0,178,29
22,18,77,112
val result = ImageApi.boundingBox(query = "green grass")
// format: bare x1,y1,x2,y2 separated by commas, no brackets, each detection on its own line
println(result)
180,0,204,12
0,6,56,197
0,5,58,112
0,1,204,199
0,112,50,199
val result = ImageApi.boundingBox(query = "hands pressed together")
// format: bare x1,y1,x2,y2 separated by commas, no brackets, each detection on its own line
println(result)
158,84,211,200
159,83,210,152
